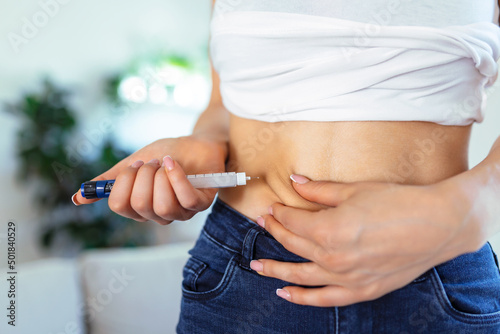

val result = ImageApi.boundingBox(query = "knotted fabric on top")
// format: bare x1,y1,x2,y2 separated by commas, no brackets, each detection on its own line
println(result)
210,11,500,125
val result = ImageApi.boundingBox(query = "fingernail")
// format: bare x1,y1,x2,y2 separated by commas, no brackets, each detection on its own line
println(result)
163,155,174,171
131,160,144,168
148,158,160,165
256,216,265,228
250,260,263,272
290,174,310,184
71,193,81,206
276,288,291,301
268,206,273,215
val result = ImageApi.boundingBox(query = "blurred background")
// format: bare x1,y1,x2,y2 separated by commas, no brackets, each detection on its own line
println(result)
1,0,500,333
1,0,212,261
0,0,211,333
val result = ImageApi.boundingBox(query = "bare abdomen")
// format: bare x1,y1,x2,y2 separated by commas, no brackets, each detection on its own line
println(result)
218,114,471,221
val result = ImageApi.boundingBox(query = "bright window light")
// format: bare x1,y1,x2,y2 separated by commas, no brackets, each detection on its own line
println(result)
118,76,148,103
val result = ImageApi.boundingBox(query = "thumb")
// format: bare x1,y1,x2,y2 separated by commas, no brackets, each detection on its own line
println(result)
71,156,132,206
290,174,355,207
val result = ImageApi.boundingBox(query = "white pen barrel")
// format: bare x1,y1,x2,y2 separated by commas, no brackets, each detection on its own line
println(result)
187,173,246,188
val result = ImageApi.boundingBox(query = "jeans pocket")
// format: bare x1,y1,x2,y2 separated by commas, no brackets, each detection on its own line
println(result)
429,244,500,324
181,254,239,301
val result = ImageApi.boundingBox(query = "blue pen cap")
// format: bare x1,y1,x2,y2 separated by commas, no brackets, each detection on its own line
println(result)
81,180,115,199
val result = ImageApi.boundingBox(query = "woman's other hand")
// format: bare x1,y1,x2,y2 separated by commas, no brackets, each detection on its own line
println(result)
251,175,476,307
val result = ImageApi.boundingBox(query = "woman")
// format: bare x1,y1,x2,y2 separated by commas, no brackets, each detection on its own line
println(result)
74,0,500,332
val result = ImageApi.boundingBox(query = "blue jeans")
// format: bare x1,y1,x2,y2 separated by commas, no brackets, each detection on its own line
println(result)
176,198,500,333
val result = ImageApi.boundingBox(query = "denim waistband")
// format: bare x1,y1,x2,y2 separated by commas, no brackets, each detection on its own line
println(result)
203,197,307,270
203,197,500,278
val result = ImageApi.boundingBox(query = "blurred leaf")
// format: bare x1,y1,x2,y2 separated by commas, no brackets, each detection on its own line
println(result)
4,78,149,253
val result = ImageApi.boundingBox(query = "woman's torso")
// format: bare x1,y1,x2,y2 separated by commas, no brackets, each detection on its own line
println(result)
218,117,471,219
215,1,498,220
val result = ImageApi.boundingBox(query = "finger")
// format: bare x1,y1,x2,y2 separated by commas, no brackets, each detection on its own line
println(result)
290,174,357,207
130,159,173,225
270,203,360,254
251,259,333,286
108,160,148,222
164,155,217,212
269,203,323,240
153,167,193,223
258,214,318,261
72,155,134,206
276,285,362,307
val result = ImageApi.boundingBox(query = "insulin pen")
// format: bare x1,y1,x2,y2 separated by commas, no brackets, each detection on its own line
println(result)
81,172,259,199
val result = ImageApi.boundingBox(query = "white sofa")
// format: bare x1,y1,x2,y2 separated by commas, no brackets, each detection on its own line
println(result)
0,241,194,334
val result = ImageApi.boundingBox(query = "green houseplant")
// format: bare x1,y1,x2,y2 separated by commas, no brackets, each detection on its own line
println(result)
4,79,152,253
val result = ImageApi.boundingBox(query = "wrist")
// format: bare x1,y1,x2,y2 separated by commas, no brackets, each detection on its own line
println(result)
191,104,230,151
187,132,229,160
191,129,228,143
434,172,491,253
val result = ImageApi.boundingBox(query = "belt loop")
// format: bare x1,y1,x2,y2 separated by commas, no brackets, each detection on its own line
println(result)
239,227,262,270
487,242,500,270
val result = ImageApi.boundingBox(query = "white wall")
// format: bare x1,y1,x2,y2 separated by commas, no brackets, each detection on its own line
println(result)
0,0,499,265
0,0,211,263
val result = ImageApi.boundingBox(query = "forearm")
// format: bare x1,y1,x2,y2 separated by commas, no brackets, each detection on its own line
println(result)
191,64,230,155
190,1,230,152
447,135,500,250
192,103,229,144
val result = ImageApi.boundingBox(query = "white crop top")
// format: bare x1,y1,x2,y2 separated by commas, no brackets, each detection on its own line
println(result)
210,1,500,125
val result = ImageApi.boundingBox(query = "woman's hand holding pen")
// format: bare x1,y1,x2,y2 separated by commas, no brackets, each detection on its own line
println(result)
251,175,482,307
72,135,227,225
